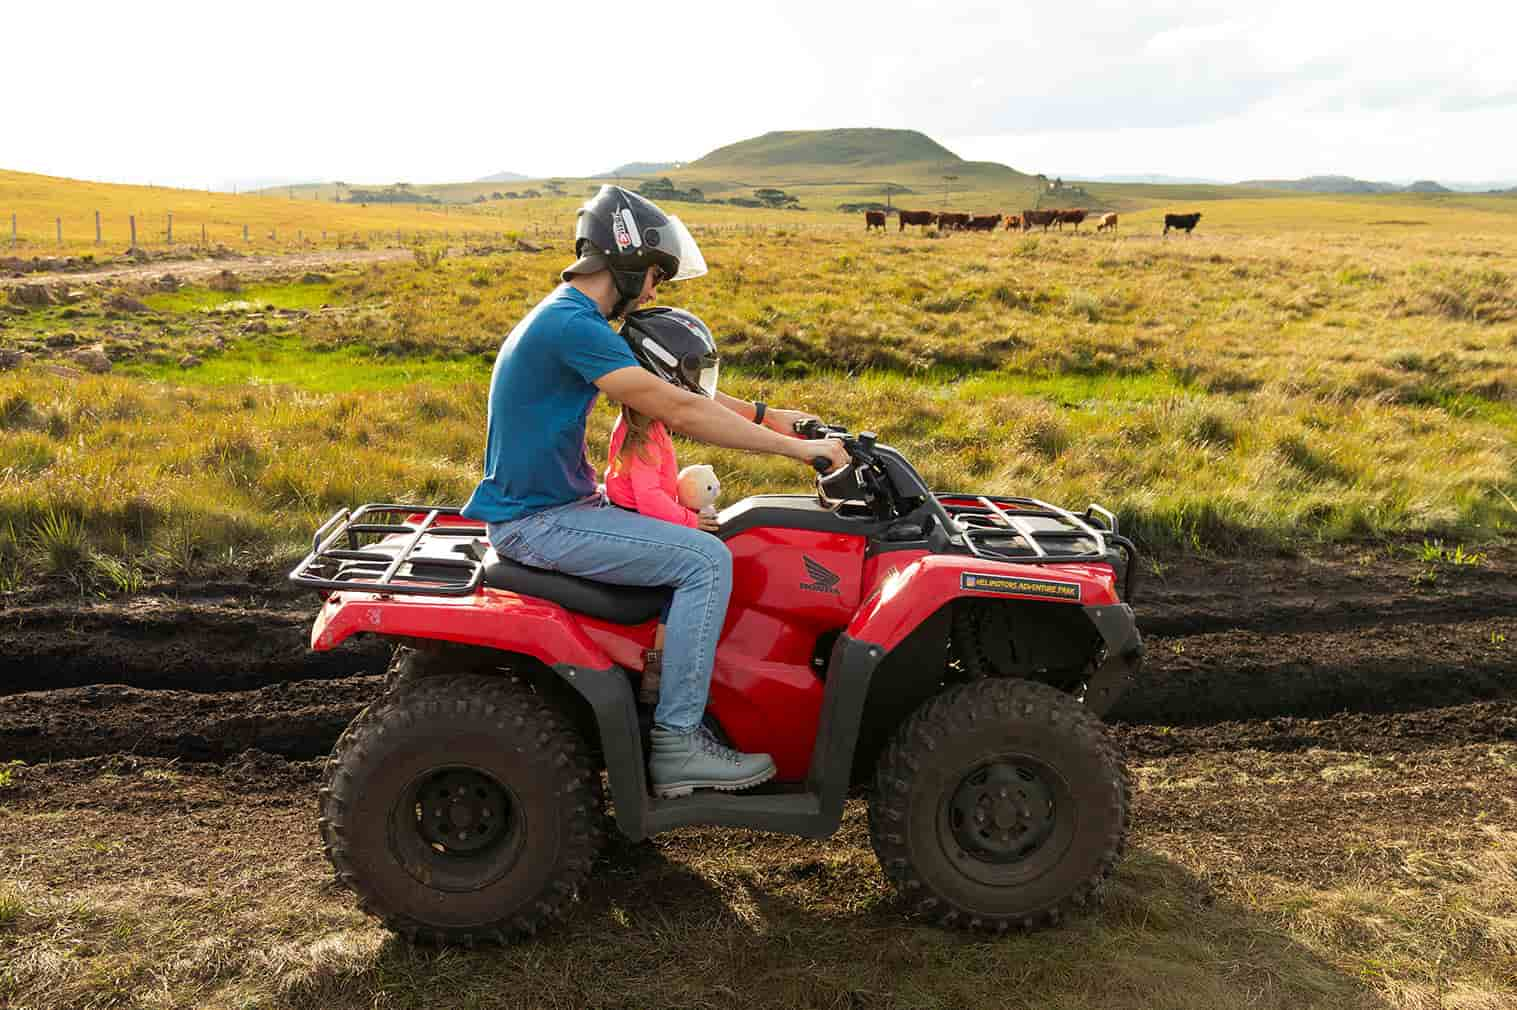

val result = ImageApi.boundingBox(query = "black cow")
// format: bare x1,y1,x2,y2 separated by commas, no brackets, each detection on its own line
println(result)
1164,212,1202,236
898,209,935,232
865,210,887,231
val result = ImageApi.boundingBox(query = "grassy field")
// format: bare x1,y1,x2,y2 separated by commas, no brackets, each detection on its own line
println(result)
0,183,1514,593
2,726,1514,1009
0,170,569,255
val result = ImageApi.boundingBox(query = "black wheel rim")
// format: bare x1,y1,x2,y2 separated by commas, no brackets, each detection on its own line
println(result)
415,768,512,856
937,755,1074,888
948,760,1056,863
391,765,526,893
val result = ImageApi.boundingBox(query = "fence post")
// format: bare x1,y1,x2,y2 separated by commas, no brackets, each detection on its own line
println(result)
298,229,303,243
95,210,101,245
167,212,173,245
243,224,249,242
130,215,137,249
201,223,206,245
56,217,62,245
10,214,15,247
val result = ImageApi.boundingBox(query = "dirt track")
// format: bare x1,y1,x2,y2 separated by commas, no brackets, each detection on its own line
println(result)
0,248,409,289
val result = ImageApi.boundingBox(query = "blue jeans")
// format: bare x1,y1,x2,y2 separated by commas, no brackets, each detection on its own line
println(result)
486,495,732,734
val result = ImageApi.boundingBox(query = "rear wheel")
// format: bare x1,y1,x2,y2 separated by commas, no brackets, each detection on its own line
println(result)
869,678,1128,931
318,674,604,944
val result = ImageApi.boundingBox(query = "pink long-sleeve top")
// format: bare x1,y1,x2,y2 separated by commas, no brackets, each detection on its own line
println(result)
604,415,700,527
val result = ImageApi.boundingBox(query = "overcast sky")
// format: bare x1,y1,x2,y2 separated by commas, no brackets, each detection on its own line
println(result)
6,0,1514,189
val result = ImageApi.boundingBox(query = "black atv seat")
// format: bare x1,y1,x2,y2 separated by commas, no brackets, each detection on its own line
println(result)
481,549,671,625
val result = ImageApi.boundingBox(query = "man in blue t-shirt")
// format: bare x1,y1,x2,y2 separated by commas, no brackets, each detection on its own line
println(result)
463,186,847,798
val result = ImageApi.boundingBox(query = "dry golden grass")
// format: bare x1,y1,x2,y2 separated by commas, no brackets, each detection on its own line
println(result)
2,742,1513,1009
0,169,543,255
1,184,1515,589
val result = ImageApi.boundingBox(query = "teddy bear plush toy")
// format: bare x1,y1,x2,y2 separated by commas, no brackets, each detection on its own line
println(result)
676,464,721,520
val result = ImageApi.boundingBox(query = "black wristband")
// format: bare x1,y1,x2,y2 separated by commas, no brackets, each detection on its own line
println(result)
752,401,767,425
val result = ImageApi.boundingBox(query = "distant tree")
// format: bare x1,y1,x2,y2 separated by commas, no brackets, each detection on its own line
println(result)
754,188,799,208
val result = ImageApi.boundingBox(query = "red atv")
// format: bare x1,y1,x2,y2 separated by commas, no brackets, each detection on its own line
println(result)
291,421,1142,943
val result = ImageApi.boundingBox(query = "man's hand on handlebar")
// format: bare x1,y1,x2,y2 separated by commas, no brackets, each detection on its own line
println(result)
795,436,849,474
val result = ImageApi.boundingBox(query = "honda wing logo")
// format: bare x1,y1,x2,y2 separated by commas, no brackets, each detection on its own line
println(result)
800,556,841,595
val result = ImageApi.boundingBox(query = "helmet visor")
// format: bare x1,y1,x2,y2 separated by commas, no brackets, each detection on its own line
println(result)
664,217,707,281
697,358,719,398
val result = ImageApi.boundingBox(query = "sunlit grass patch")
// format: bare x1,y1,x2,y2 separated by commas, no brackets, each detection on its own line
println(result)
120,336,491,391
140,278,337,315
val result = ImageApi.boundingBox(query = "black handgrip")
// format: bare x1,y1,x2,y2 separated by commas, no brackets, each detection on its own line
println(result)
811,457,832,474
794,419,825,439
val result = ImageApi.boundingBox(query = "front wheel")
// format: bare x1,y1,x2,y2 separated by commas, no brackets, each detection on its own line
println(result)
318,674,604,944
869,678,1129,932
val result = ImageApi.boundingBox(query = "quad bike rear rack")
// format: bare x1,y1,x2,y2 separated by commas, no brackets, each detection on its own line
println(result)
288,504,488,596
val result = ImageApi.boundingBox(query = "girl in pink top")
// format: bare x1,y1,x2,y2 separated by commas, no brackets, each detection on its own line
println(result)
604,403,721,706
604,406,720,532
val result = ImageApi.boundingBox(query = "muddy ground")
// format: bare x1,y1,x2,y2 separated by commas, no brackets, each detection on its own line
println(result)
2,539,1512,765
1,539,1514,1008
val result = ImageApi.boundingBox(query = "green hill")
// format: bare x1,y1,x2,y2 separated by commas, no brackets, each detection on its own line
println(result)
668,128,1040,211
692,129,961,171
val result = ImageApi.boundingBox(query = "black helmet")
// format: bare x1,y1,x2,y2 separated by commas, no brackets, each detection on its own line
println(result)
620,307,719,398
562,186,707,316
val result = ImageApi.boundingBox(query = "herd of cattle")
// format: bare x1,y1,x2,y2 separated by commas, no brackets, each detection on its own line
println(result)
865,208,1203,236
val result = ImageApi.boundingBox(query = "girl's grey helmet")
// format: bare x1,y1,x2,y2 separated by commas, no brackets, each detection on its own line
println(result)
620,307,719,398
561,186,707,316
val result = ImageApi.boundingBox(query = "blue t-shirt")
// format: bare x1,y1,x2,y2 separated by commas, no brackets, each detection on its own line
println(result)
461,285,638,523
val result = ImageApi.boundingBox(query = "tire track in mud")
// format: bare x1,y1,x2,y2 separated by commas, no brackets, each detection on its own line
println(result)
3,614,1514,764
2,689,1512,775
0,545,1512,763
0,595,390,696
0,676,383,763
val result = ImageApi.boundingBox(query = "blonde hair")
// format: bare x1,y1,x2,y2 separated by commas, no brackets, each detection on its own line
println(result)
615,403,659,466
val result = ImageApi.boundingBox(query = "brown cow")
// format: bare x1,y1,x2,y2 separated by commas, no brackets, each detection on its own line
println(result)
1055,208,1088,231
1096,212,1118,233
865,210,887,231
897,209,935,232
1021,209,1058,232
1003,214,1021,231
937,212,971,231
965,214,1002,231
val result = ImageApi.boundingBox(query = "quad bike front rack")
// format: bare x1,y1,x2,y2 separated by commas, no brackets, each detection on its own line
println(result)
288,503,489,596
935,494,1139,600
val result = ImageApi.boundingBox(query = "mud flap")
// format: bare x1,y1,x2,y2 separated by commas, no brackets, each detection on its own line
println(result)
1082,603,1143,716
